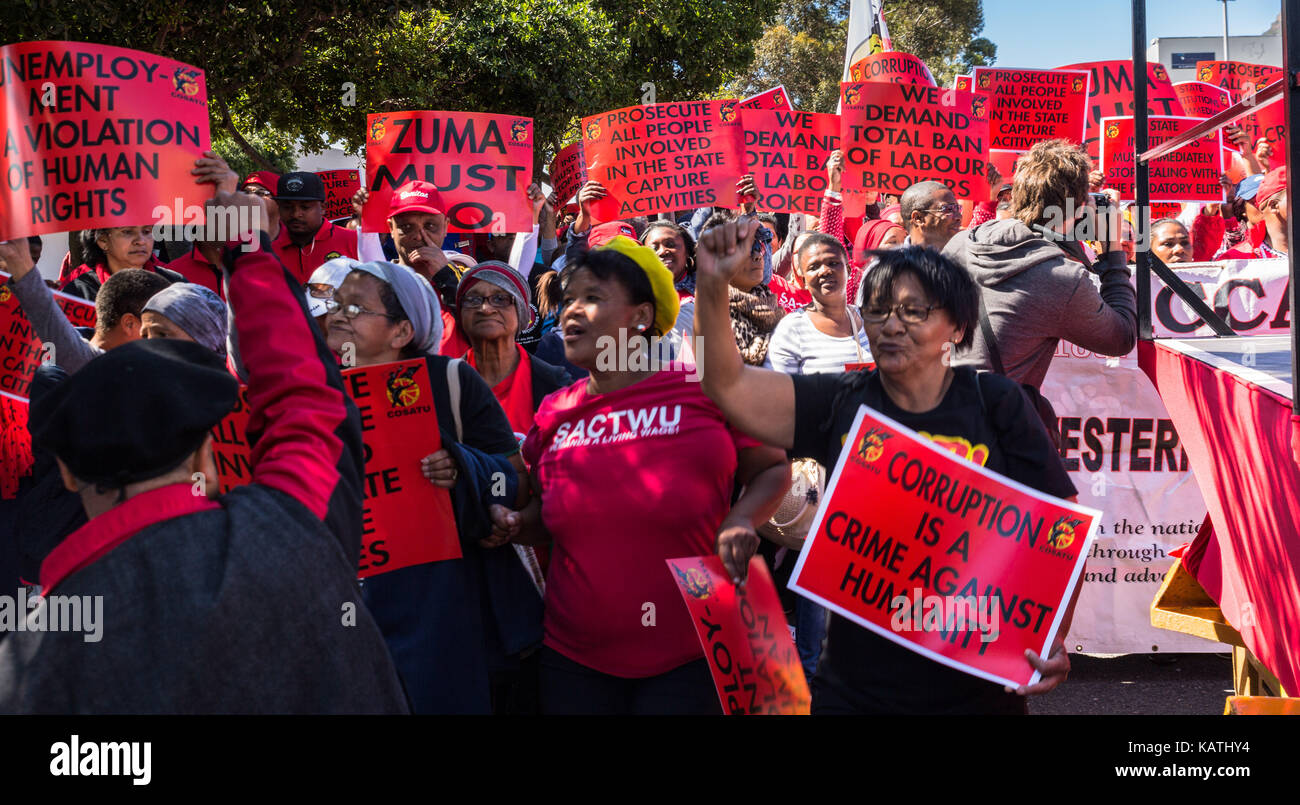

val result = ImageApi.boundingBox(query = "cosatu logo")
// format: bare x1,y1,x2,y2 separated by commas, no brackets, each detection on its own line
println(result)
510,120,529,143
1071,76,1085,93
385,364,421,408
1105,122,1120,140
772,90,785,108
585,121,601,141
0,284,11,304
369,116,389,143
977,72,992,89
855,427,892,463
1152,64,1168,82
1047,516,1084,550
672,565,714,600
1197,65,1213,82
970,95,987,119
843,84,862,106
171,67,200,97
719,101,738,123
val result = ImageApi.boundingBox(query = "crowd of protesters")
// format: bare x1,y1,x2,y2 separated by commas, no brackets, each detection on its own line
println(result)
0,80,1286,714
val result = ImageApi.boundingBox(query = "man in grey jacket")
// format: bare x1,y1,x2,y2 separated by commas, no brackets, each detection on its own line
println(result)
943,139,1137,389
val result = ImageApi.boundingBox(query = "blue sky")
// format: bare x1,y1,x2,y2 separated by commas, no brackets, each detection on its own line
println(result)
981,0,1281,69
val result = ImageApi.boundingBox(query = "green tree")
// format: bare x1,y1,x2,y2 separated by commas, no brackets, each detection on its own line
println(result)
728,0,996,113
5,0,779,171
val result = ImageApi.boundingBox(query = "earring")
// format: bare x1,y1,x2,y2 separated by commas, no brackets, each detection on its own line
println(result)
636,324,647,333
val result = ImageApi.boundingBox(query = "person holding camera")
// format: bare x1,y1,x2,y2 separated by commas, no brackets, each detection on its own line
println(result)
943,139,1136,391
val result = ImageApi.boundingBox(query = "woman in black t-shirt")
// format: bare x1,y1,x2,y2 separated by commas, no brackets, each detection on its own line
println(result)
692,219,1078,715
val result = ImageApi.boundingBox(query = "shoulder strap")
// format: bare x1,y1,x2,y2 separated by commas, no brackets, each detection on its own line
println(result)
446,358,464,441
847,305,867,362
976,292,1007,377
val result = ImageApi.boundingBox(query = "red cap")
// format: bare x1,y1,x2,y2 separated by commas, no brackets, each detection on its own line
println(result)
389,180,444,217
589,221,637,247
1256,166,1287,207
241,171,280,192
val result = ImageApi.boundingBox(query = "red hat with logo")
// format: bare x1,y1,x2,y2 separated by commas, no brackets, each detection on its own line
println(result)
389,180,445,217
1256,166,1287,207
241,171,280,193
589,221,637,247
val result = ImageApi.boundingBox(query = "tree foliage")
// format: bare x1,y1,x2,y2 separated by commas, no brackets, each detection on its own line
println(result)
728,0,997,113
4,0,778,170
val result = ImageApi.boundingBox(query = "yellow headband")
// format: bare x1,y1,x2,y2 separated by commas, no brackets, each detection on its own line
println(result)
596,235,680,337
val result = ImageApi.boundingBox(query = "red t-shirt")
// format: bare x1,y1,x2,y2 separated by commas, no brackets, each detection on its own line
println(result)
770,273,812,313
272,221,358,285
521,368,759,677
467,344,535,439
440,309,471,357
167,246,224,299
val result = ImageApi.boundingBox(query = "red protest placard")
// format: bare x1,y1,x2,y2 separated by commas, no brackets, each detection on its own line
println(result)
580,100,746,221
1194,60,1282,102
788,407,1099,689
740,86,792,111
0,271,97,401
210,385,252,493
1173,81,1231,119
847,51,935,86
363,111,534,233
839,82,989,216
954,75,972,92
211,358,459,577
0,41,213,241
318,169,360,221
547,141,587,207
989,149,1023,184
345,359,459,577
1101,116,1222,202
1057,60,1182,162
666,555,810,715
741,109,839,216
972,67,1089,150
1234,97,1288,169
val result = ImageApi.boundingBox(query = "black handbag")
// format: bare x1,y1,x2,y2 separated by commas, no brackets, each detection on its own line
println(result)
976,295,1062,450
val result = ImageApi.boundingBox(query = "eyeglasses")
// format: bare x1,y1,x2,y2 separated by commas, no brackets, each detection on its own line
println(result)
922,203,962,217
327,300,397,320
243,186,273,198
462,293,515,310
861,303,938,325
307,283,336,299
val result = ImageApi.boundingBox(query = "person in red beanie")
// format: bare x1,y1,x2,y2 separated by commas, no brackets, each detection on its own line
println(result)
240,171,281,239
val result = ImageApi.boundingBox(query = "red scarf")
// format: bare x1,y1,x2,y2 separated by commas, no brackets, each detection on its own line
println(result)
467,344,535,436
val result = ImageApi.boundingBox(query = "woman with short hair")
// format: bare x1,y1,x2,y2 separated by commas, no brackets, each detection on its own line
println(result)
694,218,1078,715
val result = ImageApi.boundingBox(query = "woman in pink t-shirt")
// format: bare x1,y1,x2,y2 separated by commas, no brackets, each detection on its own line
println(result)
513,236,790,715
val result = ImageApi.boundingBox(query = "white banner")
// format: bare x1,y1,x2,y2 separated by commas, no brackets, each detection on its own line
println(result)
1038,257,1289,653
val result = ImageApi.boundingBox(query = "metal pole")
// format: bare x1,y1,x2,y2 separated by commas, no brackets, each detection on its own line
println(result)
1222,0,1230,61
1134,0,1152,340
1283,1,1299,417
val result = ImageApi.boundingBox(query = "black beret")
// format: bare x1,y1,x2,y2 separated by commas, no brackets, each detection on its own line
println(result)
29,339,239,488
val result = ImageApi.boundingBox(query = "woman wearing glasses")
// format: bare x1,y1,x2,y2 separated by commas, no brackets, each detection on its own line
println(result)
693,219,1077,715
324,260,542,715
456,261,572,441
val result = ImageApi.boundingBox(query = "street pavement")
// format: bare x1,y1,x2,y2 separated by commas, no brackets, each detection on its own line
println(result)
1029,652,1235,715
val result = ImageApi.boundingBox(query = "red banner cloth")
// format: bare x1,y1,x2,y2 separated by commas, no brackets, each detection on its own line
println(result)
1147,339,1300,697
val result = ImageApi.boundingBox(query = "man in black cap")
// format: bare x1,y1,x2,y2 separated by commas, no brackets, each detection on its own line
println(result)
0,190,407,713
272,170,359,285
